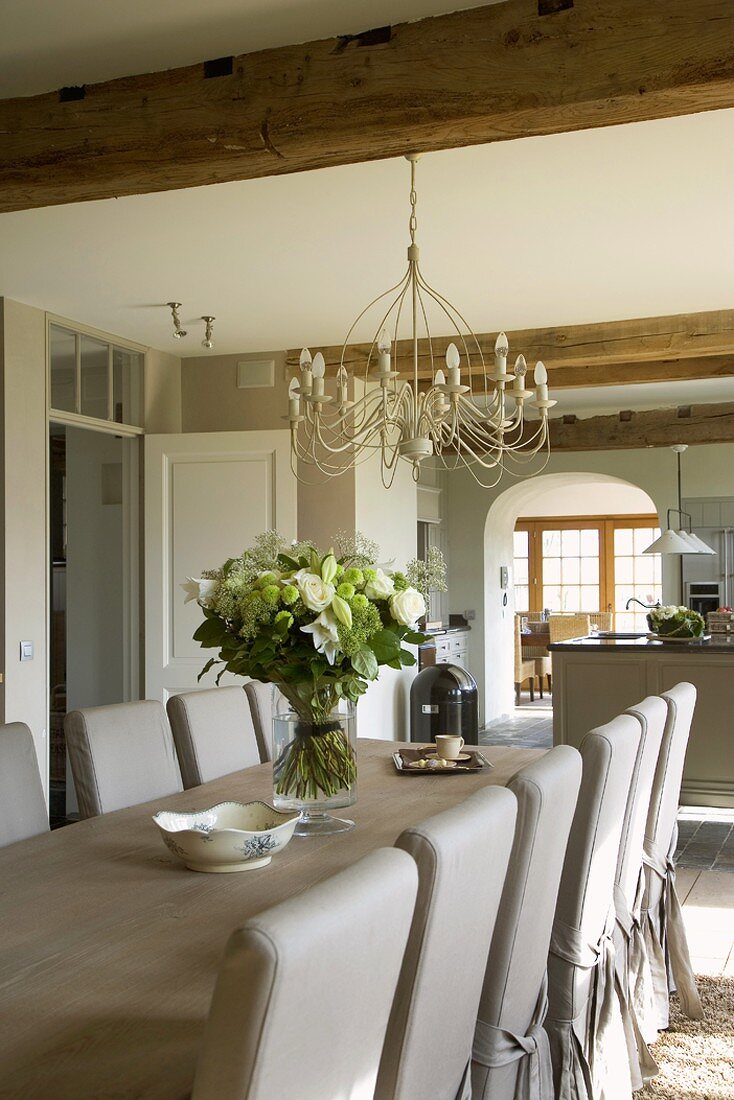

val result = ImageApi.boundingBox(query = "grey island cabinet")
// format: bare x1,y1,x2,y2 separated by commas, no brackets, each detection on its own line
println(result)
549,636,734,808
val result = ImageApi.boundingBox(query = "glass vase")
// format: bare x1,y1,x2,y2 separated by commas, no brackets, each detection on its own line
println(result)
272,693,357,836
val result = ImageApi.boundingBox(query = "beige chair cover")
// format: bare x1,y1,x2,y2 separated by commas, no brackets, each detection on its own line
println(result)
612,697,666,1088
376,786,518,1100
472,745,583,1100
640,682,702,1031
167,686,262,788
243,680,273,762
545,716,640,1100
192,848,418,1100
65,700,183,818
0,722,48,846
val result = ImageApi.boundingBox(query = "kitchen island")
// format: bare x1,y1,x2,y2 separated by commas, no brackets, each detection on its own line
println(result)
550,635,734,807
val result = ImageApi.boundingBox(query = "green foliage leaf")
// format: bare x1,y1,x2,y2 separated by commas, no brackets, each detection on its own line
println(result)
352,645,379,680
398,648,417,667
404,630,429,645
193,616,227,647
197,657,219,682
369,628,402,663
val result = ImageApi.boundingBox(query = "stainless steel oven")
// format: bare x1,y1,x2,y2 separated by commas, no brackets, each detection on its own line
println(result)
685,581,723,617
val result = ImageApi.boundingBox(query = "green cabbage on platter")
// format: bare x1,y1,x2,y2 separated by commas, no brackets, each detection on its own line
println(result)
648,604,705,639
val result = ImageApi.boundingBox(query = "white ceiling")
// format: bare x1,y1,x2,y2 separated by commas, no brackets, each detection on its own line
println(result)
0,0,485,98
2,108,734,378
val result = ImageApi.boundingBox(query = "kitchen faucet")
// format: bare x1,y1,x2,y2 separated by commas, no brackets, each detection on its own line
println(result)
625,597,661,611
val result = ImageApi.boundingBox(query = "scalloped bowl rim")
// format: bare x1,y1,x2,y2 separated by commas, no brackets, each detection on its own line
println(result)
152,800,299,837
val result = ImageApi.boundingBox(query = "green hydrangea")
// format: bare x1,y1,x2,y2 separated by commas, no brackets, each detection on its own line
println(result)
337,582,355,600
351,593,369,610
275,610,294,628
363,568,377,584
281,584,299,605
337,600,383,657
343,567,364,588
260,584,280,606
257,571,279,588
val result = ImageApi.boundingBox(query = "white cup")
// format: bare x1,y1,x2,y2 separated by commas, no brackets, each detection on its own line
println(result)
435,734,465,761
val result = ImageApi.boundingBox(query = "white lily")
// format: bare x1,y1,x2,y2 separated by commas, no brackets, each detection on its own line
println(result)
182,577,218,605
301,609,341,665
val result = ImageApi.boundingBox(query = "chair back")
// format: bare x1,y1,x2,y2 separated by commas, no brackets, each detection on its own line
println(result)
377,786,517,1100
167,686,262,788
545,714,640,1097
644,682,696,877
472,745,583,1100
514,615,536,680
192,848,418,1100
0,723,48,846
65,700,182,817
588,612,613,632
617,696,666,913
548,614,591,643
243,680,274,762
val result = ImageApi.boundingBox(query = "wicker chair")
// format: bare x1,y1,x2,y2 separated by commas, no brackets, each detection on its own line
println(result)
588,611,613,632
514,615,537,704
548,613,591,643
516,613,552,698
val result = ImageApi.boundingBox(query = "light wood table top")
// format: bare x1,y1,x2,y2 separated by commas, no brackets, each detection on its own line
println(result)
0,739,542,1100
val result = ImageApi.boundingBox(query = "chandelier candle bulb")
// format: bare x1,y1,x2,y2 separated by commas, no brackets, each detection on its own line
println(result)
534,361,549,402
377,329,392,374
513,355,527,394
312,353,326,398
288,378,301,418
336,366,349,406
494,332,509,377
299,348,313,396
446,343,461,386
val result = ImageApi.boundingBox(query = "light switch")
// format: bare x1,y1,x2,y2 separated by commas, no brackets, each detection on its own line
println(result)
20,640,34,662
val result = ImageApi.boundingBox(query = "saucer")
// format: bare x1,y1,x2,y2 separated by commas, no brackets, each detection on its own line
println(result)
426,751,472,763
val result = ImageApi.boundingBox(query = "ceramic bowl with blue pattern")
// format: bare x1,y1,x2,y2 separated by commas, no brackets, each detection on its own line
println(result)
153,800,299,872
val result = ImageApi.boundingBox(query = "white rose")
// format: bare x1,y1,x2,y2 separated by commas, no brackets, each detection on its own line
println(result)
364,568,395,600
296,571,335,613
390,587,426,628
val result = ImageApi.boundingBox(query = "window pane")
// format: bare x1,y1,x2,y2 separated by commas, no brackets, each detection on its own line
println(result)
561,529,580,557
543,558,561,584
615,557,634,585
80,335,109,420
615,586,635,611
580,585,599,611
580,557,599,583
513,530,528,556
542,530,561,556
49,325,76,412
634,556,654,585
561,557,580,584
515,586,529,612
562,588,581,612
543,586,562,611
634,527,657,554
580,529,599,555
113,347,143,426
514,558,528,585
614,528,634,555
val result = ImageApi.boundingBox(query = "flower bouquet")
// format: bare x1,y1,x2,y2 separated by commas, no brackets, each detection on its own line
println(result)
187,531,445,834
648,604,705,640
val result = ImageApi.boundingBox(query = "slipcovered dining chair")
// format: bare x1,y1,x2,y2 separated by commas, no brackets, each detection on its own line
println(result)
167,686,262,788
192,848,418,1100
376,786,517,1100
0,722,48,846
471,745,583,1100
514,615,537,703
65,700,183,818
612,696,666,1089
640,682,702,1033
545,714,640,1100
243,680,273,762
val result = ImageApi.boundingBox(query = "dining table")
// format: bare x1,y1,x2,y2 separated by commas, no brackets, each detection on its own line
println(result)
0,738,543,1100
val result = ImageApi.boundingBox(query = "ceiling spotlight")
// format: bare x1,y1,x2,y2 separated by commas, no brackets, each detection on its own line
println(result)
201,316,216,350
167,302,187,339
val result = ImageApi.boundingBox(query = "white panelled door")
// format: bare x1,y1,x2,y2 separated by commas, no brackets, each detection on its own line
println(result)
144,431,297,702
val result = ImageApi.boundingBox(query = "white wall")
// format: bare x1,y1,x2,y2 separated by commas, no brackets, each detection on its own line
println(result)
446,443,734,725
516,480,657,517
65,428,125,713
355,454,418,741
0,298,48,794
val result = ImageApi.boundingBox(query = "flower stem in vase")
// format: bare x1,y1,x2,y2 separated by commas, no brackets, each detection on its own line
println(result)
273,720,357,802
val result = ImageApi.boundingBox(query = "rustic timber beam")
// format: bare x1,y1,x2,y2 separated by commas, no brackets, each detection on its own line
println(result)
2,0,734,212
286,311,734,388
547,401,734,450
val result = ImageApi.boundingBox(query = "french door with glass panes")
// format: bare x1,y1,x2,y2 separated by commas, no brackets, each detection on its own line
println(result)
514,516,662,630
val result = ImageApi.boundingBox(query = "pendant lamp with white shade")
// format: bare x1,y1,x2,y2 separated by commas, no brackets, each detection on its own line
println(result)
642,444,716,556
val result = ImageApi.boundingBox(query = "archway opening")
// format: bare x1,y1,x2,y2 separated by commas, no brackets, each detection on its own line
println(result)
482,472,660,726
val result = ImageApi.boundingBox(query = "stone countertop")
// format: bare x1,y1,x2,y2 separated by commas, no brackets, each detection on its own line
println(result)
549,635,734,653
425,624,471,637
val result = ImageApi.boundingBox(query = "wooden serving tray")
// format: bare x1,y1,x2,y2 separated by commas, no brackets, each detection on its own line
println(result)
392,747,493,775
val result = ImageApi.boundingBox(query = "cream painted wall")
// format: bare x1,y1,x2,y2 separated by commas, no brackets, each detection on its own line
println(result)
181,350,287,432
145,348,182,433
0,298,48,794
516,480,656,517
446,443,734,725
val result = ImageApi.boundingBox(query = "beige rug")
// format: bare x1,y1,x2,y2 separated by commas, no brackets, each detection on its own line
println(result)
640,976,734,1099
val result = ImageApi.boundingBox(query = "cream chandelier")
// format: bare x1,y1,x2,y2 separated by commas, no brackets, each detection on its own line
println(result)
287,156,555,487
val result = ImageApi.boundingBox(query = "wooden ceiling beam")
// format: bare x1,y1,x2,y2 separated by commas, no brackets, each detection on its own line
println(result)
286,311,734,387
547,401,734,450
2,0,734,212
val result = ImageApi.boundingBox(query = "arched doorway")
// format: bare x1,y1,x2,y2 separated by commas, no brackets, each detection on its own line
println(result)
481,472,662,725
